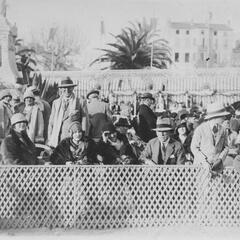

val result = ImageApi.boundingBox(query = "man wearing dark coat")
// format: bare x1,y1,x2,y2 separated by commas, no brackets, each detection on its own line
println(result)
1,113,40,165
137,92,157,143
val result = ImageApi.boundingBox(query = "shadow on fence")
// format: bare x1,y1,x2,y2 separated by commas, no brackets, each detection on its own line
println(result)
0,165,240,229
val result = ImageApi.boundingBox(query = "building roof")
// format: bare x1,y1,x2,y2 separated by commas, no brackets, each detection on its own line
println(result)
169,21,232,31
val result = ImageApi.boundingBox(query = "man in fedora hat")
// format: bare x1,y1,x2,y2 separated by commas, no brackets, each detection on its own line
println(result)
137,92,157,143
86,88,112,142
48,77,87,148
191,102,230,174
139,118,185,165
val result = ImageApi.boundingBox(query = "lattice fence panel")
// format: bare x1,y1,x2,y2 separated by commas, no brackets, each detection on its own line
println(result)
1,166,240,229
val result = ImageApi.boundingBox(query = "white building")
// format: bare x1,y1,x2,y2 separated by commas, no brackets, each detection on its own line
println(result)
165,21,234,68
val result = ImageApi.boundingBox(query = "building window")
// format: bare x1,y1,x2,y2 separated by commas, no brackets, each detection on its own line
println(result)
175,52,179,62
185,53,190,63
186,30,190,35
176,29,180,34
201,30,204,35
214,31,217,36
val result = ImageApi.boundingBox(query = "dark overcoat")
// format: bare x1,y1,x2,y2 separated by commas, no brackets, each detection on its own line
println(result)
137,104,157,143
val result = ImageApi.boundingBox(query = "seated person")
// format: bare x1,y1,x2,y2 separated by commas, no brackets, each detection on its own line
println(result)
139,118,185,165
1,113,41,165
96,122,138,165
50,121,98,165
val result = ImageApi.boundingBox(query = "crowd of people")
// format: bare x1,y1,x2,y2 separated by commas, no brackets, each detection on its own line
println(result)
1,77,240,177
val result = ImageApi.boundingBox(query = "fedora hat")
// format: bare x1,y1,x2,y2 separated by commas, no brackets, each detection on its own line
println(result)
152,117,173,132
87,89,100,99
140,92,155,101
204,102,230,120
58,77,77,88
114,117,131,128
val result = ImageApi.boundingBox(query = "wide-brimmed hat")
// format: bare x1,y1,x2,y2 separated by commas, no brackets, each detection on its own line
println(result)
114,117,131,128
11,113,28,126
58,77,77,88
152,118,173,132
204,102,230,120
87,89,100,99
102,122,116,133
140,92,155,101
0,89,11,100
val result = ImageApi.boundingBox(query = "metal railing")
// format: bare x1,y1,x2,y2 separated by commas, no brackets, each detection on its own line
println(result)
0,165,239,229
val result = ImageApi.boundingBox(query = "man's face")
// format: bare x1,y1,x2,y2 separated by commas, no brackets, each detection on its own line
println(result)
13,121,27,133
157,131,170,142
62,87,74,98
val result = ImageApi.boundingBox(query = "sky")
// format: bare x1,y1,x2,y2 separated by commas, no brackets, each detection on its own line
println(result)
5,0,240,68
6,0,240,42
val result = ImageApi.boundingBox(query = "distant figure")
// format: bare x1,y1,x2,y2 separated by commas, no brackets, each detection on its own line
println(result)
86,89,111,142
137,92,157,142
0,89,13,142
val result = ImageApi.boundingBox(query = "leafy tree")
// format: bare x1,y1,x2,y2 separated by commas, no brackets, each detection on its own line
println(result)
91,20,172,70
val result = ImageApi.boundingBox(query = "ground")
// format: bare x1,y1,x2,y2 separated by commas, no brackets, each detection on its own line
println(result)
1,226,240,240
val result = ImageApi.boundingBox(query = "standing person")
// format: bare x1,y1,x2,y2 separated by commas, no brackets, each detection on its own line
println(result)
1,113,41,165
139,118,185,165
27,86,51,143
137,92,157,143
48,77,87,148
86,89,112,142
191,102,230,175
0,89,13,142
23,91,44,143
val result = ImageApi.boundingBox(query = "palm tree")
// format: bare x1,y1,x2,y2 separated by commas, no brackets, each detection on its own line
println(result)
91,20,172,70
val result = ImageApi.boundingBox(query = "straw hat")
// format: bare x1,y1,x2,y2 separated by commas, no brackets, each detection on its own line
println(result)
152,118,173,132
58,77,77,88
204,102,230,120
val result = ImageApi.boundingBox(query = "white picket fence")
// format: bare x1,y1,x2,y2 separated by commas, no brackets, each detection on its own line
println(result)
0,165,239,229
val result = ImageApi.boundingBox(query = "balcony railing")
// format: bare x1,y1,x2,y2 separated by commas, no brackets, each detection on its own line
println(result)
0,165,239,229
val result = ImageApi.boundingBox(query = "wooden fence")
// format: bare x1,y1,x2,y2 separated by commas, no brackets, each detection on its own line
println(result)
40,68,240,107
0,165,240,229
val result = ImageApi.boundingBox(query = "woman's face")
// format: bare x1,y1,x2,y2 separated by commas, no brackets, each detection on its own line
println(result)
14,121,27,133
25,97,34,106
72,130,83,142
178,126,187,135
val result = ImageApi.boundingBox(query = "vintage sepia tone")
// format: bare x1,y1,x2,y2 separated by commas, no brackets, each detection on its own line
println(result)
0,0,240,239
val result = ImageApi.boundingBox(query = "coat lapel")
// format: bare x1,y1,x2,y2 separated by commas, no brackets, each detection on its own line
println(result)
165,139,175,164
